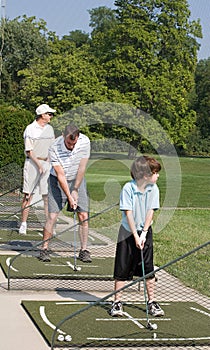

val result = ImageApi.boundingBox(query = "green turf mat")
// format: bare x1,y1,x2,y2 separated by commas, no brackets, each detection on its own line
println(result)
0,228,43,239
21,300,210,347
0,229,107,247
0,255,114,280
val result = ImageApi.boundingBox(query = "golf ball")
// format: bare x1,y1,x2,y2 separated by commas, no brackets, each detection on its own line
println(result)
57,334,65,341
65,335,72,341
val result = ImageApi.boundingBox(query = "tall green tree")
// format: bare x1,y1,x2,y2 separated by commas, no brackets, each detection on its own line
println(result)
0,16,51,101
62,30,90,48
18,42,108,113
91,0,202,148
194,58,210,138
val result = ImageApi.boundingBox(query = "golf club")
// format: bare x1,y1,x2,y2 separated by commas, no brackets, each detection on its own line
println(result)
73,210,80,271
141,248,157,330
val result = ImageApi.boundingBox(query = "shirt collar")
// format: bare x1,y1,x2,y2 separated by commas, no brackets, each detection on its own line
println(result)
131,179,153,194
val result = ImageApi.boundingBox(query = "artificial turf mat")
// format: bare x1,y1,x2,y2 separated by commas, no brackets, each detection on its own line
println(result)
21,300,210,347
0,255,114,280
0,229,107,247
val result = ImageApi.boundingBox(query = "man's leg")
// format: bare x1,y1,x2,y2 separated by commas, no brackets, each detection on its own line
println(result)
19,193,33,234
42,212,59,250
42,194,48,221
77,211,92,262
39,212,58,262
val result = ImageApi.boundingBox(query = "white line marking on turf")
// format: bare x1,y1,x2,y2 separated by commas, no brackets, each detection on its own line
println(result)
122,311,144,328
190,307,210,317
6,257,18,272
55,302,90,305
87,336,210,342
39,306,65,335
96,318,171,322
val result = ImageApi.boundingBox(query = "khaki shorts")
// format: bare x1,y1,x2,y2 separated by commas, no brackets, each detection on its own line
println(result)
22,158,50,195
48,174,89,213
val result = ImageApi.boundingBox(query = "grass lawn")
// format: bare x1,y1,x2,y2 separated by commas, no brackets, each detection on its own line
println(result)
83,154,210,297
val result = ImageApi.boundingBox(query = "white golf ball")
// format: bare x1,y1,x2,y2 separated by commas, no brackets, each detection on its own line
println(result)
57,334,64,341
65,335,72,341
152,323,158,330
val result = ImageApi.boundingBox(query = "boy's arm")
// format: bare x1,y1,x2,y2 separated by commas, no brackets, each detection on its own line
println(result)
139,209,154,249
143,209,154,232
125,210,142,249
125,208,154,250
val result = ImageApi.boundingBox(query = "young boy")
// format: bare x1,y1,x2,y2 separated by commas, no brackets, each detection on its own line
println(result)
110,155,164,317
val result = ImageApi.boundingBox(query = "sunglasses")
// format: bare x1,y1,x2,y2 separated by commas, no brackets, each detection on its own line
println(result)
46,112,54,116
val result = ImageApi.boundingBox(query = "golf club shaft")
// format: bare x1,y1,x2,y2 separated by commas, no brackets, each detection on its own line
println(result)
141,249,150,323
73,211,77,269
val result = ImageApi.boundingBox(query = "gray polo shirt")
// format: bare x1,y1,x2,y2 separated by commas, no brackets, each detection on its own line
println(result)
49,133,90,181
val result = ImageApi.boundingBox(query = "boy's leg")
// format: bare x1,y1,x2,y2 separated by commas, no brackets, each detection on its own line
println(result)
146,276,155,303
110,279,125,316
114,279,125,302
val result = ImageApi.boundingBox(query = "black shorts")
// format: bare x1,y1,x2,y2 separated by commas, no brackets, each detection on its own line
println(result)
113,225,154,281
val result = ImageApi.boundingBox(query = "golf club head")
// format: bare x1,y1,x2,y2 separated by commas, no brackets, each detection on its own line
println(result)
146,322,158,330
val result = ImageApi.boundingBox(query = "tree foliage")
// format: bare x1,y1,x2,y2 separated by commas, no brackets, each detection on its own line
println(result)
0,15,51,101
0,1,208,160
91,0,201,148
0,105,33,167
18,43,108,112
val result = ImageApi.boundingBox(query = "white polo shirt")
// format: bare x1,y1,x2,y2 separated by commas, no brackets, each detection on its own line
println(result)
24,120,55,158
49,133,90,181
120,179,160,231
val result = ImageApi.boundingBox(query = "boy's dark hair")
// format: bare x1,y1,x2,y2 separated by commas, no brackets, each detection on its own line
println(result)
130,156,161,180
64,124,80,140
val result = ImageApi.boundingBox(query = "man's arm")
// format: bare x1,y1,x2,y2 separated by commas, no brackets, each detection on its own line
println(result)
73,158,89,191
26,150,44,174
53,165,76,209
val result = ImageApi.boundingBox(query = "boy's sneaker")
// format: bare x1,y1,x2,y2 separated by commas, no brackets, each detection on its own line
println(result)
148,301,164,317
19,222,27,235
110,301,124,317
78,249,92,263
39,249,51,262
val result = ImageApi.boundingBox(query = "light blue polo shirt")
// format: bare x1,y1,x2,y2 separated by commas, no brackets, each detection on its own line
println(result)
120,179,160,231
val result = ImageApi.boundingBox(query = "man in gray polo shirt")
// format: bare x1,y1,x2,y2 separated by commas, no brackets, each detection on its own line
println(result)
19,104,55,234
39,124,92,263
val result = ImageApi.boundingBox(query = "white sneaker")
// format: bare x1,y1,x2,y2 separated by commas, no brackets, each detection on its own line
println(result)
19,222,27,235
110,301,124,317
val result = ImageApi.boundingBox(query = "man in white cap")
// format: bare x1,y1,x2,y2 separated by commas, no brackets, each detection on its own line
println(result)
19,104,56,234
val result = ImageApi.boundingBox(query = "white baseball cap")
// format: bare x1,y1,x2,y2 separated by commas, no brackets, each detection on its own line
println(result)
35,104,56,115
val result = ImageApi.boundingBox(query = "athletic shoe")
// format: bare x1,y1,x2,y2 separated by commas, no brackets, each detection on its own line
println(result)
39,249,51,262
148,301,164,317
78,249,92,263
19,222,27,235
110,301,124,317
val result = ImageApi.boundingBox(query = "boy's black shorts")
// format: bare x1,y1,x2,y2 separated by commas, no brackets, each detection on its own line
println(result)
113,225,154,281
